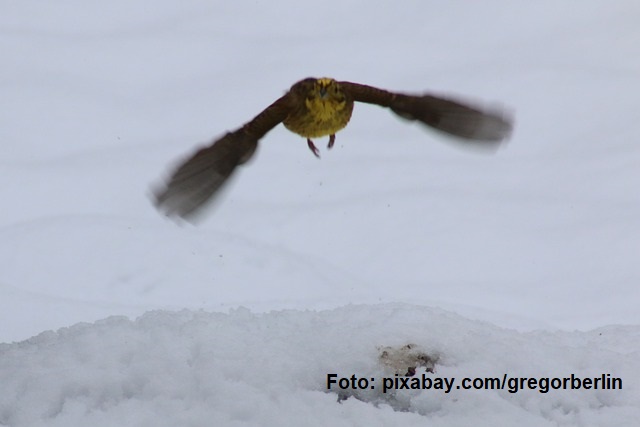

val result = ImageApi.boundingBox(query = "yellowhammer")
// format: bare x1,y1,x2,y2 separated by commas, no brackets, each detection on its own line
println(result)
153,77,513,218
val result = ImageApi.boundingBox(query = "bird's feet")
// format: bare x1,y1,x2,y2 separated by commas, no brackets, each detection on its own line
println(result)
327,134,336,149
307,138,320,158
307,134,336,157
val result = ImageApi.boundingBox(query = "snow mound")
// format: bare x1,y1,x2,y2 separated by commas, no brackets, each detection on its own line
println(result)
1,304,638,426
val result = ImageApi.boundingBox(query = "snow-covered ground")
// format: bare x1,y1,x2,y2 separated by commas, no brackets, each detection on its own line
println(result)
2,305,639,426
1,1,639,425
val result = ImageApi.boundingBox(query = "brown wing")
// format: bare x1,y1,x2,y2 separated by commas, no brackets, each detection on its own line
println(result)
339,81,513,145
153,93,293,219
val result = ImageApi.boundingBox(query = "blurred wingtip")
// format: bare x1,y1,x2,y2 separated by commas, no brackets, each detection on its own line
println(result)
476,104,515,142
151,165,229,222
461,104,515,151
423,96,515,152
147,185,195,224
389,92,514,151
150,131,259,223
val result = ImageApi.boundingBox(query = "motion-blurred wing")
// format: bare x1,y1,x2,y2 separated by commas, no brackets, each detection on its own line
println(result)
340,81,513,145
153,93,293,219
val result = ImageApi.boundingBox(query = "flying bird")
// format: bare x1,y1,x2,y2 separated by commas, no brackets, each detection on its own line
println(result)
153,77,513,219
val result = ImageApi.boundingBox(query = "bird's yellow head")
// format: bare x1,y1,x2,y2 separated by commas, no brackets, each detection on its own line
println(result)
308,77,344,103
298,77,350,120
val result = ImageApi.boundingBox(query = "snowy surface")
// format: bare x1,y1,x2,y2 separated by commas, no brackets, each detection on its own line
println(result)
1,0,639,425
2,305,639,427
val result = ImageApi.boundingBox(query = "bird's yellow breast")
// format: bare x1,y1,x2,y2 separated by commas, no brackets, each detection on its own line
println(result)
283,79,354,138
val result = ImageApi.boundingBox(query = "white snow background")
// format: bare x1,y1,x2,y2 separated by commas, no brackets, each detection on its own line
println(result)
1,1,639,425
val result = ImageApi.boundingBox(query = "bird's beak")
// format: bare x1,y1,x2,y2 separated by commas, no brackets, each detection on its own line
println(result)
319,86,328,99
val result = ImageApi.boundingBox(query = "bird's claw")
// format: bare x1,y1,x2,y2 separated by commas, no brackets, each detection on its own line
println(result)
307,134,335,157
307,139,320,158
327,134,336,149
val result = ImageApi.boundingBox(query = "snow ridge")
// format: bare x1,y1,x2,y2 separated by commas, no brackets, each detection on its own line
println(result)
1,305,638,426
